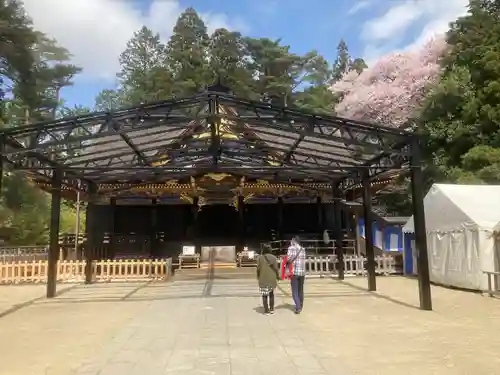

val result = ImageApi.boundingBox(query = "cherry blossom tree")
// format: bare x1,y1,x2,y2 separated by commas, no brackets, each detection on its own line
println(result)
331,37,447,127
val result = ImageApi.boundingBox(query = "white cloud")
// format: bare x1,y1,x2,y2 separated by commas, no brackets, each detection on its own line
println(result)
361,0,469,64
348,1,373,15
21,0,245,81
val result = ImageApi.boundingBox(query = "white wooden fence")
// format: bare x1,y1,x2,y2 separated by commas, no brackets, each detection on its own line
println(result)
0,258,173,284
278,254,397,278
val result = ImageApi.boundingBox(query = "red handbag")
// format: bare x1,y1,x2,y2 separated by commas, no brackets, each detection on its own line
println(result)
281,256,294,280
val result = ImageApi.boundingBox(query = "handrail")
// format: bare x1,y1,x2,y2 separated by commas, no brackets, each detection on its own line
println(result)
261,238,356,255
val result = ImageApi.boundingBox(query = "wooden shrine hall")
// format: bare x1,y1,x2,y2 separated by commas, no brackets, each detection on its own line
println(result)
0,82,432,310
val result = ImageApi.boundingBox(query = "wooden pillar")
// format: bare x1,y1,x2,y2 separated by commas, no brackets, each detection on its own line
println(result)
46,169,62,298
362,172,376,291
85,183,98,284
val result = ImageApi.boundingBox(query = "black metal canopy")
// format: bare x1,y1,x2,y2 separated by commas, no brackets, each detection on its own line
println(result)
0,85,415,194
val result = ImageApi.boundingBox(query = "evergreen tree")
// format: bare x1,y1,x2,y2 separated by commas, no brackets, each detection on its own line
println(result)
350,57,367,74
208,28,253,97
419,0,500,183
94,88,124,111
245,37,303,106
167,7,211,96
118,26,171,104
0,0,36,125
0,0,83,244
293,51,336,113
331,39,350,82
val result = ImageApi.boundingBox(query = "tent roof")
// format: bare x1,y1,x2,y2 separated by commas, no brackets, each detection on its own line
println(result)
403,184,500,233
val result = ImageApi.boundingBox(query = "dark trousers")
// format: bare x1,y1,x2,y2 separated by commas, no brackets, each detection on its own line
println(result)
262,290,275,312
291,275,305,310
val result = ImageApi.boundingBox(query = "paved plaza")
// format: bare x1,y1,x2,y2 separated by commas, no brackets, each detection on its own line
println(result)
1,272,500,375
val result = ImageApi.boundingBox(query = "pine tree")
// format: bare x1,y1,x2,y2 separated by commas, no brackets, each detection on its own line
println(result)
245,37,303,105
118,26,171,104
0,0,37,124
208,28,253,97
293,51,336,113
331,40,350,82
167,7,211,96
94,89,124,112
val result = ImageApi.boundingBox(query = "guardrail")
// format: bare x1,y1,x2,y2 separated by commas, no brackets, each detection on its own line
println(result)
236,253,396,277
263,239,357,255
0,258,173,284
0,246,51,263
484,271,500,297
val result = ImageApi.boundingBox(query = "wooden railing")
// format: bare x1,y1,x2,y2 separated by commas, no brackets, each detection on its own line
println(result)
237,253,397,277
278,254,397,277
264,238,357,255
0,246,51,263
0,258,173,284
178,254,201,269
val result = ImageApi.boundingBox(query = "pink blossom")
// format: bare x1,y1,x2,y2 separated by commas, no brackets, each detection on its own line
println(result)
332,37,448,127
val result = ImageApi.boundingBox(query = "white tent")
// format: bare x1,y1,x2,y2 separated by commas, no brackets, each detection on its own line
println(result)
403,184,500,291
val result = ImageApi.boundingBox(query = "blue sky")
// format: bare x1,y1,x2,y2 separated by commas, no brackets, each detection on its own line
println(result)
21,0,469,109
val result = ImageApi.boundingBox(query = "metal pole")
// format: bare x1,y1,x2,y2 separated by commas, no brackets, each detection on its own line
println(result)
85,183,97,284
74,190,80,254
362,171,376,291
410,136,432,311
333,183,344,280
47,169,62,298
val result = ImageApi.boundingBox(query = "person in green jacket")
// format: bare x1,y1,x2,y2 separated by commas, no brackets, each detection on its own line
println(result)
257,244,279,315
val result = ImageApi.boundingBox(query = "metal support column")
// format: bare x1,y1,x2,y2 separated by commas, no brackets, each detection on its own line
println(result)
410,136,432,311
362,172,376,291
47,169,62,298
85,183,97,284
332,183,344,280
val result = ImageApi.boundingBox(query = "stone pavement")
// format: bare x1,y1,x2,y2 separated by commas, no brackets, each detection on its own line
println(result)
0,283,75,317
1,273,500,375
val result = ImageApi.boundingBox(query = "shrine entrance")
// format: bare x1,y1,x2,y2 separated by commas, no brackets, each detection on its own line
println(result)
197,204,239,241
197,204,239,266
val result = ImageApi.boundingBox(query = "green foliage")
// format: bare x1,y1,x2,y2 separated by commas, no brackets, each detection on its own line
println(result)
208,28,254,98
118,26,172,104
108,8,366,111
419,0,500,186
167,7,211,96
0,0,83,244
